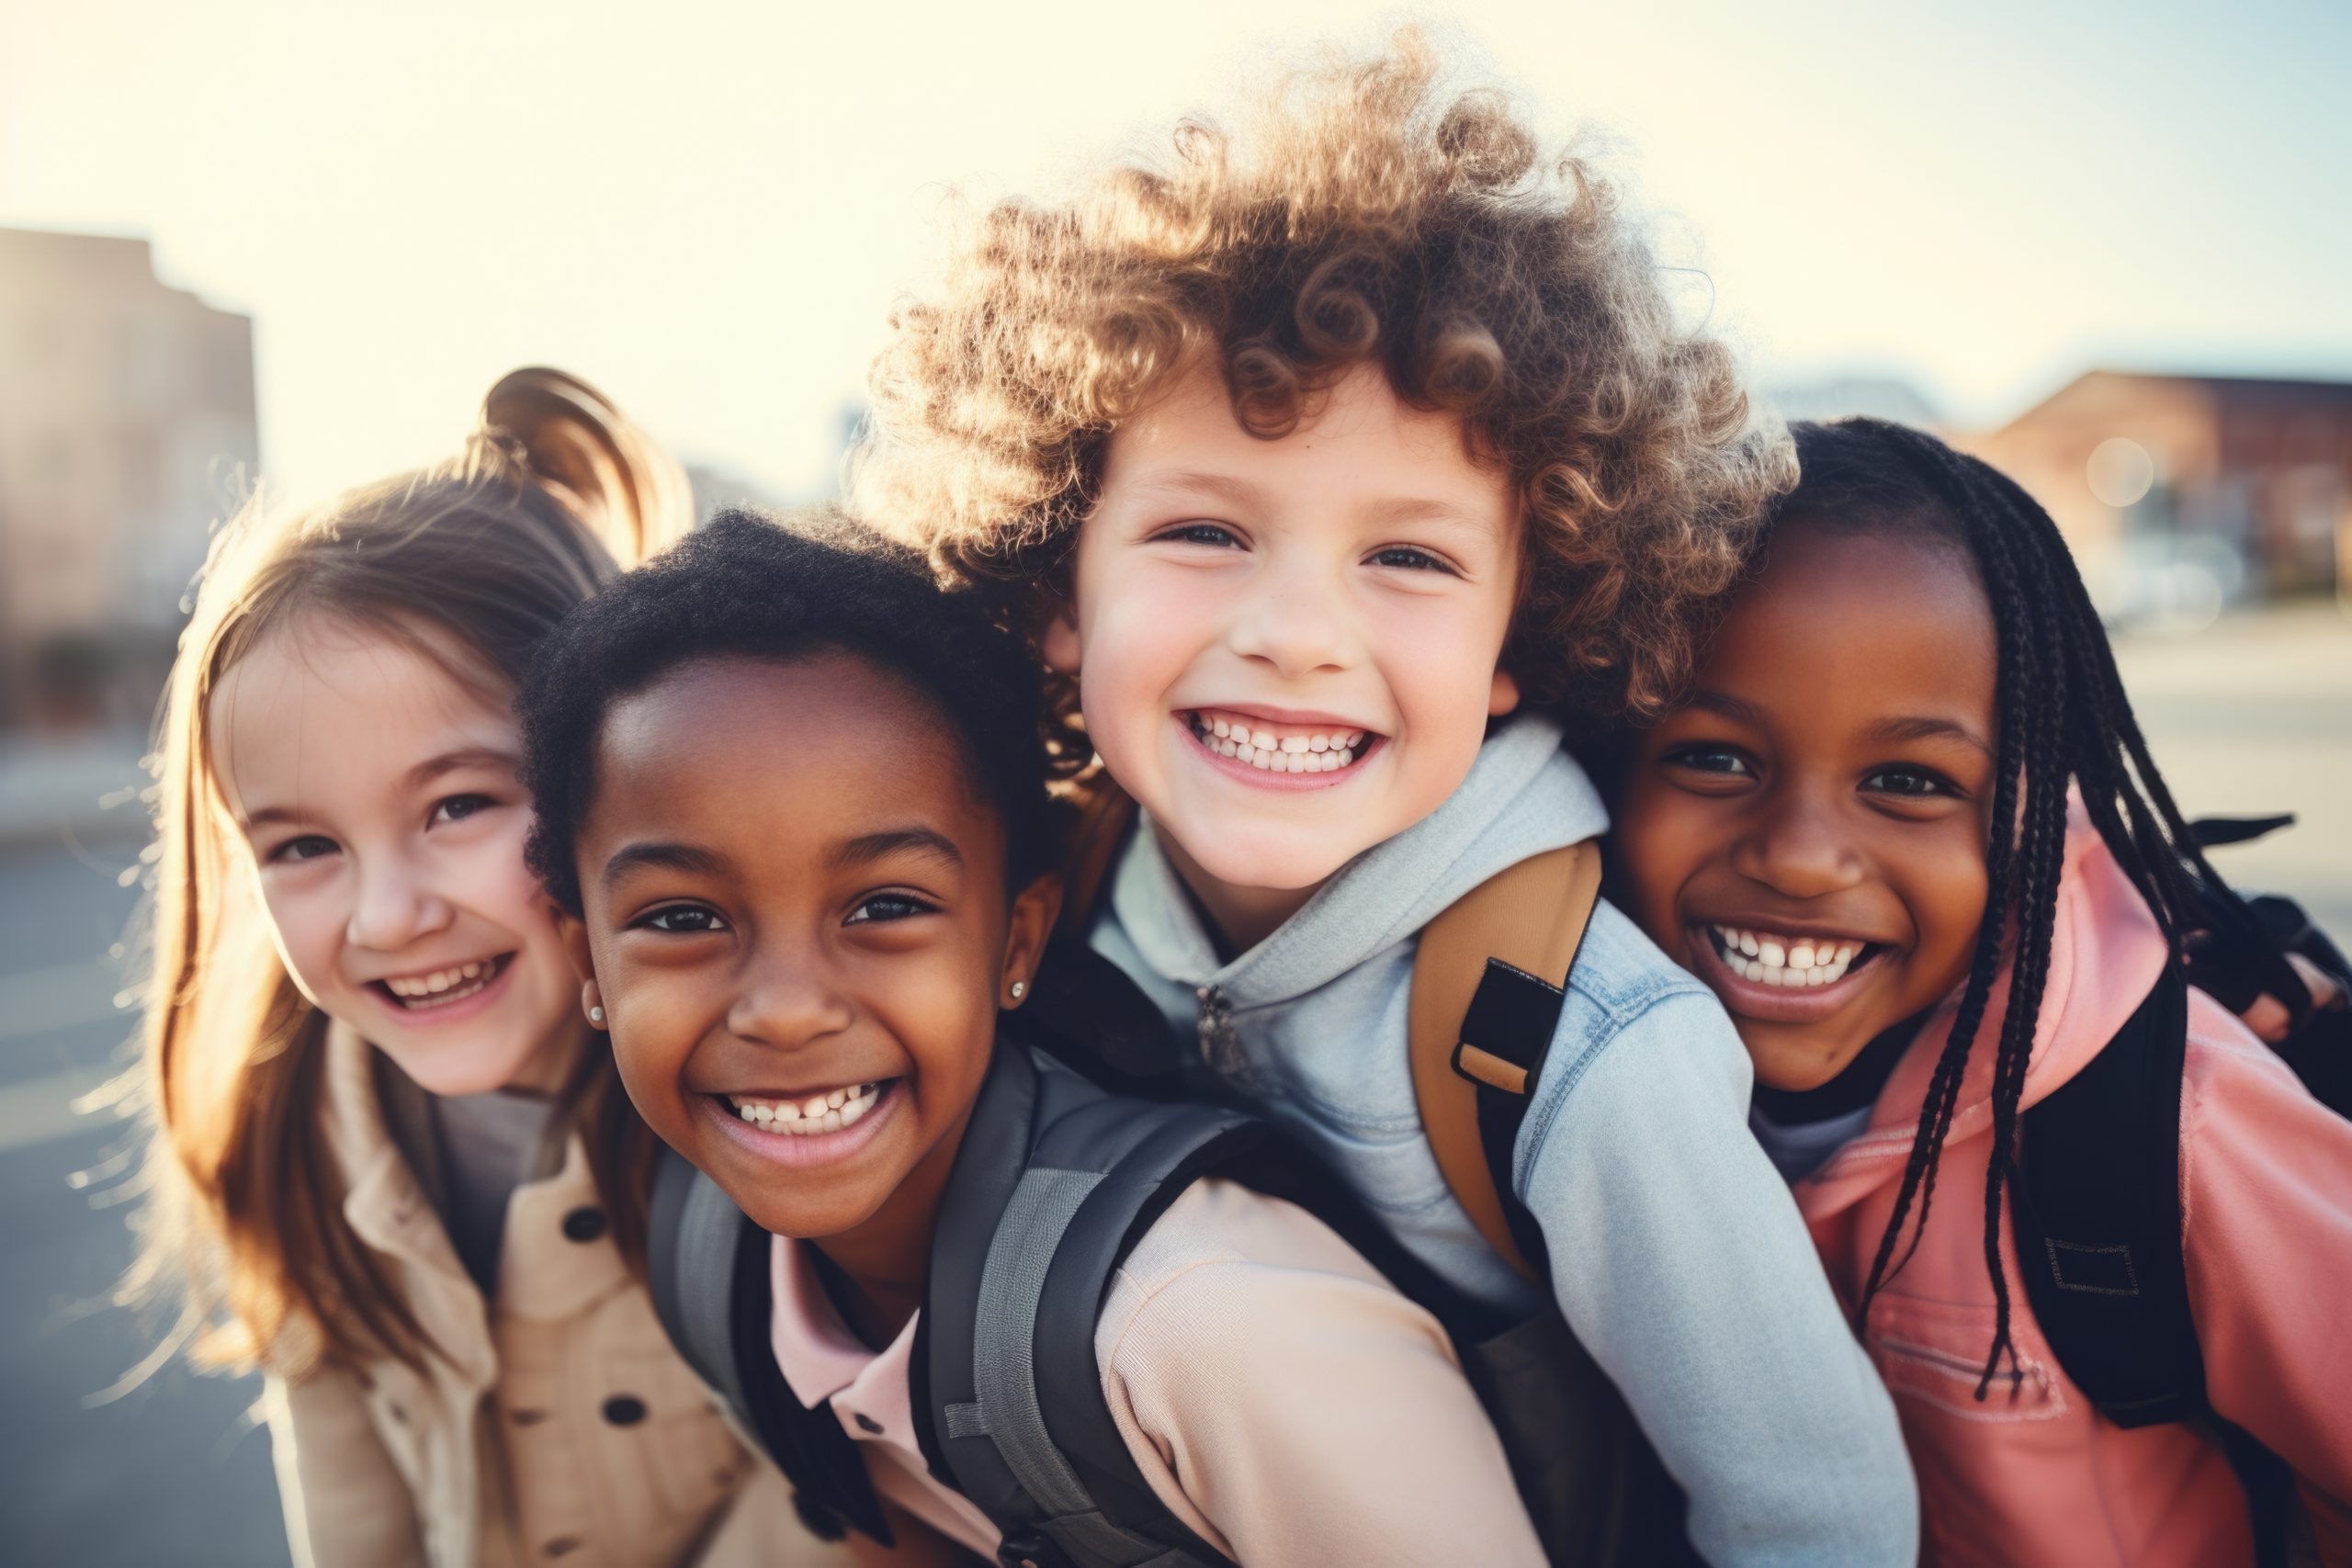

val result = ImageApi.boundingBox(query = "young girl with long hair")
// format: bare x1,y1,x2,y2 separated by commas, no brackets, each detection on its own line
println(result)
134,371,822,1567
1607,417,2352,1566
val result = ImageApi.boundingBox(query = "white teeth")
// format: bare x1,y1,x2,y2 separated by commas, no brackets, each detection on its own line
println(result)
1193,713,1372,774
730,1082,885,1134
1710,927,1867,991
383,958,501,1007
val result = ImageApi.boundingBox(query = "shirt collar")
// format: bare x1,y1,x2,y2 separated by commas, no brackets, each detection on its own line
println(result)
768,1234,922,1426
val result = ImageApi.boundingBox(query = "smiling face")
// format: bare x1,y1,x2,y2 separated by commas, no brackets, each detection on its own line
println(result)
1046,361,1522,949
566,651,1056,1245
208,616,582,1096
1613,519,2000,1090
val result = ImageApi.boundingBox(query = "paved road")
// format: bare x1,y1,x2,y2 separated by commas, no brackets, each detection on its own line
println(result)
0,604,2346,1563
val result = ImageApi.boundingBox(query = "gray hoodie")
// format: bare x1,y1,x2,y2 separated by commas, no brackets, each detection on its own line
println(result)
1091,715,1917,1566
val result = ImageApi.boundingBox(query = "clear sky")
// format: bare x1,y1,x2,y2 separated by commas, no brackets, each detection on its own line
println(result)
5,0,2348,506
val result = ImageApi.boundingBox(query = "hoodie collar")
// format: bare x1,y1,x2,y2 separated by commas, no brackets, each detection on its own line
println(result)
1796,808,2171,1219
1107,715,1609,1006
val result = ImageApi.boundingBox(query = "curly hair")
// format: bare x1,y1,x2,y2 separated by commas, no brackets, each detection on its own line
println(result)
518,508,1069,918
852,28,1792,722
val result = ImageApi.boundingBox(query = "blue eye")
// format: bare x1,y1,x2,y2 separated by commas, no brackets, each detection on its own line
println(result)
1367,545,1453,573
845,892,938,926
267,834,339,864
1155,522,1243,549
431,793,498,826
639,905,729,934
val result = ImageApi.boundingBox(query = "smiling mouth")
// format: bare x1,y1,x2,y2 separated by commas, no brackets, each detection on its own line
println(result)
723,1078,896,1135
1182,708,1380,775
1698,924,1883,990
370,954,513,1010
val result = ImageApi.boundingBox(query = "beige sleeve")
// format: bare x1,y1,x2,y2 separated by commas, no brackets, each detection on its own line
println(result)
1094,1181,1546,1568
262,1370,426,1568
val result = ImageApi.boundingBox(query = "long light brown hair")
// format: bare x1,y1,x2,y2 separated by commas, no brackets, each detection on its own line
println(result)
130,370,688,1380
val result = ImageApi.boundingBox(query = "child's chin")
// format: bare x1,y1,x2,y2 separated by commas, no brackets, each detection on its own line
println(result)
738,1185,890,1243
1738,1021,1872,1094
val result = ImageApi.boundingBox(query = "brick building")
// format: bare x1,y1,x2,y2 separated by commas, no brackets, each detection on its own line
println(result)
0,227,257,728
1964,371,2352,619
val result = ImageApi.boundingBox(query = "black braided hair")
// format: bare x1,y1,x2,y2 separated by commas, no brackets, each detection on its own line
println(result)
1786,419,2269,1397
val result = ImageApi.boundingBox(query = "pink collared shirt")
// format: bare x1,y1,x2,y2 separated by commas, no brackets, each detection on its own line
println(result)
770,1178,1545,1566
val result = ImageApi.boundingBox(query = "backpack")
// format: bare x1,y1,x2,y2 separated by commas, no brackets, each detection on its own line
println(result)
1051,787,1697,1563
643,823,1702,1566
2012,818,2351,1568
650,1032,1557,1568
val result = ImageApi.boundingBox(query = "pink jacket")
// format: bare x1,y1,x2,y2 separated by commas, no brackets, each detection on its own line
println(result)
1792,818,2352,1567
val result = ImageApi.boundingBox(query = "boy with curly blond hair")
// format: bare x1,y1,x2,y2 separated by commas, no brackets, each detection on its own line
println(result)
855,34,1917,1564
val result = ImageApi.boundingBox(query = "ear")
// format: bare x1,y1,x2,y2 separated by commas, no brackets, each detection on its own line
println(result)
1488,664,1521,717
999,873,1064,1008
1041,604,1083,677
558,910,597,986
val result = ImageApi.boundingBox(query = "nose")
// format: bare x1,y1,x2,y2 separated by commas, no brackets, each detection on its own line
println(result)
345,852,453,952
1224,549,1355,680
1731,788,1867,902
726,944,857,1053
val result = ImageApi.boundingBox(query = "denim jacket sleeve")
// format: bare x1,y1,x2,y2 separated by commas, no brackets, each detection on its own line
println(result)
1514,904,1919,1567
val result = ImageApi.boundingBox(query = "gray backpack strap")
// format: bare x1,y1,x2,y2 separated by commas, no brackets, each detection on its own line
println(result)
647,1147,752,1417
924,1046,1252,1568
645,1146,890,1546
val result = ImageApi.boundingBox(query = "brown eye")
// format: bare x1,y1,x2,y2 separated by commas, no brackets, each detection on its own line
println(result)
1861,767,1957,798
845,892,938,926
639,905,728,933
268,834,339,864
1663,745,1754,778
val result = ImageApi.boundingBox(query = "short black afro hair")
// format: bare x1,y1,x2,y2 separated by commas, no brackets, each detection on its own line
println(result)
518,507,1067,915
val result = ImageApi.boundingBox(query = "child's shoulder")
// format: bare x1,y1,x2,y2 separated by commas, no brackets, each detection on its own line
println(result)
1564,897,1724,1026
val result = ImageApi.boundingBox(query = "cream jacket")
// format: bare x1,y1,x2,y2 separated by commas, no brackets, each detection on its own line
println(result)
262,1022,842,1568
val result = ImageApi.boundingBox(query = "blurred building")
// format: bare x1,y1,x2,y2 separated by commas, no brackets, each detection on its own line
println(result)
1965,371,2352,624
1768,377,1946,431
0,227,256,729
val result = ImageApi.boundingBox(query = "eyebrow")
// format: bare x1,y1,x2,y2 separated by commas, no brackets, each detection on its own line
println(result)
1866,716,1996,758
405,745,520,791
1682,689,1767,726
235,745,521,832
1682,692,1993,759
601,840,729,889
1125,469,1269,510
827,828,964,873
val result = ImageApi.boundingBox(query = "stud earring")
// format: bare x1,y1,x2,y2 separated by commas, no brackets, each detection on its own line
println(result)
588,1005,605,1025
1009,980,1027,1002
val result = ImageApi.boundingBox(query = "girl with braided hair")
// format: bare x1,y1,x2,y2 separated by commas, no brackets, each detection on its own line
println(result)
1607,417,2352,1566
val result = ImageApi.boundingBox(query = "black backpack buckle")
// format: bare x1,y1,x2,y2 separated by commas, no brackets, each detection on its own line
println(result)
996,1532,1076,1568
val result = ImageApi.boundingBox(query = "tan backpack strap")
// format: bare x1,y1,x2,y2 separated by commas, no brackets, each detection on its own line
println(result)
1057,778,1138,940
1408,840,1603,1283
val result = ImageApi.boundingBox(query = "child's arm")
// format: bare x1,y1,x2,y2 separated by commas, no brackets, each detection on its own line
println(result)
261,1370,426,1568
1097,1179,1548,1567
1519,911,1918,1566
2179,998,2352,1563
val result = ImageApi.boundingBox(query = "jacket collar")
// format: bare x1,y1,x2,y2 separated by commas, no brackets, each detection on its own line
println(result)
1107,714,1609,1005
1795,809,2170,1221
319,1022,629,1365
